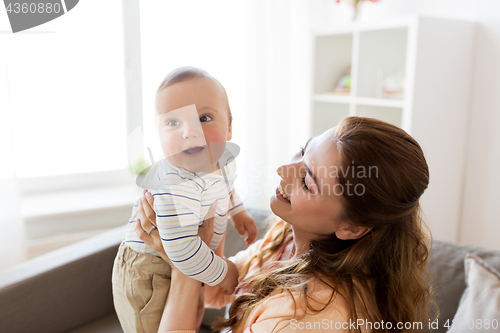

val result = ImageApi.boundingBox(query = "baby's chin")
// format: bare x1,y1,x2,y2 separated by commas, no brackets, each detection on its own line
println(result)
165,155,219,174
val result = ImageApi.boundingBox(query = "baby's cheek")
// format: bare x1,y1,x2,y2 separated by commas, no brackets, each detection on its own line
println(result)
160,135,177,153
203,127,227,143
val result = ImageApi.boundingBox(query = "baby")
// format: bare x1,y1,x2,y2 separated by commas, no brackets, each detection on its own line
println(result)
112,66,257,333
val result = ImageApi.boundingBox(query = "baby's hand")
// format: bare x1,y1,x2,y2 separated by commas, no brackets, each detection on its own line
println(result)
218,258,239,295
231,211,258,245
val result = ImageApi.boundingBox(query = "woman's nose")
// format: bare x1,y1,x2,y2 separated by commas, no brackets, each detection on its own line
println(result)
277,162,299,183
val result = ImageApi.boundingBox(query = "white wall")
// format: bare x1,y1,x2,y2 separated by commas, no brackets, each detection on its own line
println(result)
310,0,500,249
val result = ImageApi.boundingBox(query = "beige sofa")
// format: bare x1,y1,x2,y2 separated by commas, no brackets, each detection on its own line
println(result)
1,208,499,333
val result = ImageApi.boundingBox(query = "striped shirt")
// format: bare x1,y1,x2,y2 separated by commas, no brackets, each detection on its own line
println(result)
124,150,245,286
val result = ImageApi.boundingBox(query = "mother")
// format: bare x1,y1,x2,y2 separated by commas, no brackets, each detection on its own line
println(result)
136,116,434,333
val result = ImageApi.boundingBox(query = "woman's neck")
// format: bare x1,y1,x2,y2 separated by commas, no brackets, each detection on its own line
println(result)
289,227,311,258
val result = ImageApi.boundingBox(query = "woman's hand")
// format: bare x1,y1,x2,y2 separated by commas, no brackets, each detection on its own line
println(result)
135,191,219,255
135,189,166,258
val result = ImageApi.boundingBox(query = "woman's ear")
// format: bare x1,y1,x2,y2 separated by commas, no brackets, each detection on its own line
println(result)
336,221,371,240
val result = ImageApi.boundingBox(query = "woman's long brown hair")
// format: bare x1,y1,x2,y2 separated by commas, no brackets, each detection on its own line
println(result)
213,117,437,332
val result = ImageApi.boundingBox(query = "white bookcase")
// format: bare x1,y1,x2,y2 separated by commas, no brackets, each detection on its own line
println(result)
310,16,476,242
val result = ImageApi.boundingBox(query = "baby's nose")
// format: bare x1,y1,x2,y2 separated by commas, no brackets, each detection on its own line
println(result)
183,122,203,139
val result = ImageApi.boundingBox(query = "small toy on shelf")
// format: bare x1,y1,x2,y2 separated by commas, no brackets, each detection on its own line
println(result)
332,65,351,95
378,70,405,99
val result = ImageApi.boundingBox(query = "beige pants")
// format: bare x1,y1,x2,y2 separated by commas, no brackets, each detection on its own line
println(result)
112,242,173,333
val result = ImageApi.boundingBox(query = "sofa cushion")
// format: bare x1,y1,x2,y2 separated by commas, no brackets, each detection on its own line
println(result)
446,254,500,332
427,240,500,333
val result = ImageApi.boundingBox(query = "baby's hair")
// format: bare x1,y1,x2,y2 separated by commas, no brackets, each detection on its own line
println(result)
157,66,232,124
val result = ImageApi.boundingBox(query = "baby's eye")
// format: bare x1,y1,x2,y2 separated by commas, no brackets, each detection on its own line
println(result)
166,119,180,127
200,115,212,123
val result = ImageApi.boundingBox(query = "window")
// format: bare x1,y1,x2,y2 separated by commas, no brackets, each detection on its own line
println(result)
1,0,128,189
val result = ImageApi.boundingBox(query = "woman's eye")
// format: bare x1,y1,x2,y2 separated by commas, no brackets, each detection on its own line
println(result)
200,115,212,123
166,119,180,127
299,146,305,157
301,175,310,192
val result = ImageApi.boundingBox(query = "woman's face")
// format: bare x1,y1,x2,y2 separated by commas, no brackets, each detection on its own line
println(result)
270,127,346,238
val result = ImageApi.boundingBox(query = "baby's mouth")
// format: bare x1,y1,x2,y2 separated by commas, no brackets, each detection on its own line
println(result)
183,146,205,154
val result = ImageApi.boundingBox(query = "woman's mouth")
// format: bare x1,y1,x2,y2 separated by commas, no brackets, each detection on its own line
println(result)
276,184,291,204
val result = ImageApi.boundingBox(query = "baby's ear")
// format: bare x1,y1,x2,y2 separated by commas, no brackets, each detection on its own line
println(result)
227,123,233,141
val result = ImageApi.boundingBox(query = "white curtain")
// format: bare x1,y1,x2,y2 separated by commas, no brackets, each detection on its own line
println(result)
0,48,24,269
241,0,313,209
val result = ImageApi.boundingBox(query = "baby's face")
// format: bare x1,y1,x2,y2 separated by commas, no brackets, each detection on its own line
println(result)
156,77,232,173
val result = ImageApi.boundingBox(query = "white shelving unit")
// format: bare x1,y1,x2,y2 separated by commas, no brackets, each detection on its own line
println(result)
310,16,476,242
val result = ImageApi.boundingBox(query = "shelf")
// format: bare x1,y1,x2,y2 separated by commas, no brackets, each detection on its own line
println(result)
357,27,407,99
313,93,351,104
313,34,352,94
314,15,416,36
313,94,404,108
310,15,477,244
355,97,404,108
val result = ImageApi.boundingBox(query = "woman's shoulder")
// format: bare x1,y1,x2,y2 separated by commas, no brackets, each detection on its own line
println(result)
260,218,287,246
266,280,349,311
242,282,356,333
